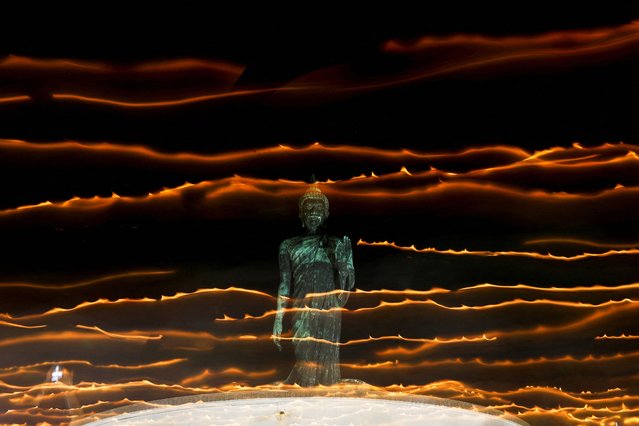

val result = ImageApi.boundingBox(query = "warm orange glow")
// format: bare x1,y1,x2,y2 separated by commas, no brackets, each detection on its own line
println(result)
385,21,639,54
0,95,31,104
524,237,639,249
0,330,149,348
0,358,186,373
5,140,639,221
180,367,278,386
377,20,639,90
358,239,639,261
1,286,274,321
273,333,495,347
0,320,46,329
75,325,163,341
378,303,638,357
7,138,639,182
457,281,639,294
0,55,244,74
595,334,639,340
344,350,639,369
51,87,301,108
0,269,175,290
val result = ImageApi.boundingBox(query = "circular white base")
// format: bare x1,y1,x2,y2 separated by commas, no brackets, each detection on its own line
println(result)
83,396,525,425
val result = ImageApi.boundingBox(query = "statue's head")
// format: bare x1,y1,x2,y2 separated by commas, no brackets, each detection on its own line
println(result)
298,183,329,233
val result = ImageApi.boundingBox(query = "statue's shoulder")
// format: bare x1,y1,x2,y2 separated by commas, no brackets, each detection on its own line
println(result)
279,236,301,251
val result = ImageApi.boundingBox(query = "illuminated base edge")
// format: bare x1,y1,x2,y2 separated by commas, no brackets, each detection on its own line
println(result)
74,388,529,425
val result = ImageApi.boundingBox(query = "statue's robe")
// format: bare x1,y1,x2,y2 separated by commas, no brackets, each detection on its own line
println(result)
279,234,355,386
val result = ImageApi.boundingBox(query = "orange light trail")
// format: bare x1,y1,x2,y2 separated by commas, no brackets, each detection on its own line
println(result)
343,350,639,370
377,303,638,357
6,138,639,189
5,142,639,218
595,334,639,340
524,237,639,249
376,20,639,90
0,358,186,373
51,87,302,108
4,285,637,325
0,174,624,220
358,239,639,261
0,55,244,75
0,138,531,165
0,286,273,321
180,367,279,385
0,320,46,329
385,21,639,54
0,331,150,348
309,281,639,299
0,95,31,104
75,325,163,341
457,282,639,294
0,269,175,290
273,333,495,347
218,298,638,326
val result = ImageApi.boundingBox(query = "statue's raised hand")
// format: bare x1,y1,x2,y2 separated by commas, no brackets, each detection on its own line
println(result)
336,236,352,264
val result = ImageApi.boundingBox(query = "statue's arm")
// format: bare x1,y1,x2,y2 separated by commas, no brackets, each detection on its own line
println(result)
337,236,355,306
273,240,292,350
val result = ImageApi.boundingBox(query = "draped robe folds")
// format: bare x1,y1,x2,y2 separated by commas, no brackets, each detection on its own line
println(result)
278,234,355,386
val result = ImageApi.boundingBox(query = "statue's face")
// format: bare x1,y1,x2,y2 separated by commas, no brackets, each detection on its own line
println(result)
300,199,328,232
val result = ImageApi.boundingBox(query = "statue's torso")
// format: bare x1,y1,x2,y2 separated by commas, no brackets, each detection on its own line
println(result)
282,235,340,304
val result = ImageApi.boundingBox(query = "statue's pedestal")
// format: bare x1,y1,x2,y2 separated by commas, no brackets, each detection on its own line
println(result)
76,388,528,425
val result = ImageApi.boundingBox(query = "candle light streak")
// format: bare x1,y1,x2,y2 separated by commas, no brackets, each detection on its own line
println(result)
377,20,639,89
0,270,175,290
524,237,639,249
595,334,639,340
0,320,46,329
0,21,635,111
358,239,639,261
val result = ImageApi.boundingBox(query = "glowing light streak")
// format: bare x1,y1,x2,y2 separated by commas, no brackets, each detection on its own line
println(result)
457,282,639,294
0,320,45,329
0,55,244,75
180,368,279,385
524,237,639,249
343,351,639,370
0,331,149,348
595,334,639,340
51,87,301,108
1,286,274,321
5,142,639,218
0,358,187,373
377,20,639,90
5,284,637,327
358,239,639,261
273,333,495,347
75,325,163,341
0,95,31,104
0,269,175,290
378,304,638,356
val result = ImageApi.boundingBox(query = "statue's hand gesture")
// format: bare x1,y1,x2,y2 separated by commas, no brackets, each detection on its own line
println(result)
336,236,354,288
336,236,352,264
272,320,283,351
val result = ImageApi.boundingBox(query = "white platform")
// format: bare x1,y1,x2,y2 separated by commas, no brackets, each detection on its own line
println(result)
79,392,527,426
